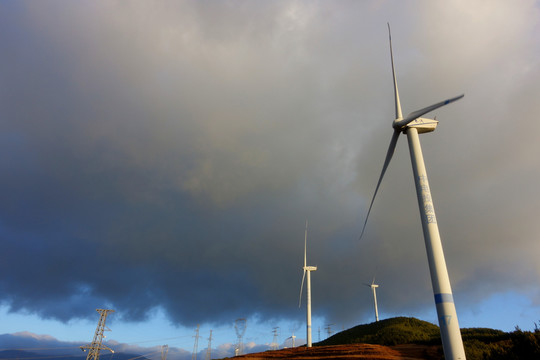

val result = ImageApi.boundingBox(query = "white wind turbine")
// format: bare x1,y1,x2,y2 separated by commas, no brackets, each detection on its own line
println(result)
285,332,296,348
359,24,466,360
364,277,379,322
298,220,317,348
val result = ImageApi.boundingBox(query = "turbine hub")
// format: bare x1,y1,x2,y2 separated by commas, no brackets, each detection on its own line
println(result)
392,118,404,130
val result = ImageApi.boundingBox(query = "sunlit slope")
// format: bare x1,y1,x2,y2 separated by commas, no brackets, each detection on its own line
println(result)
316,317,442,346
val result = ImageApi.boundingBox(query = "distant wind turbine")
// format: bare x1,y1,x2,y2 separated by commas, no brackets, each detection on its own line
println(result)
299,220,317,348
363,277,379,322
286,332,296,348
359,24,466,360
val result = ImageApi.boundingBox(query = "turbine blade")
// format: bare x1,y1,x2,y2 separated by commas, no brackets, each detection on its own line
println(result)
371,276,376,286
388,23,403,120
393,94,464,129
359,129,400,240
299,270,306,308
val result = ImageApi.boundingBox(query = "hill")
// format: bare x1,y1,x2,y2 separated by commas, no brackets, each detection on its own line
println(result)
317,317,441,346
226,317,540,360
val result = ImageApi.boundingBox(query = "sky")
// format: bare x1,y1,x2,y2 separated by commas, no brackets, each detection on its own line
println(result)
1,0,540,359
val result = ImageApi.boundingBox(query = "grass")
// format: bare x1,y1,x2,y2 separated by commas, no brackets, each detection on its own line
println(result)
315,317,540,359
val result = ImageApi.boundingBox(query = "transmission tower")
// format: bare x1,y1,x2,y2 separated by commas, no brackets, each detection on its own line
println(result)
205,330,212,360
270,327,280,350
234,318,246,356
80,309,115,360
325,324,334,339
161,345,168,360
192,324,200,360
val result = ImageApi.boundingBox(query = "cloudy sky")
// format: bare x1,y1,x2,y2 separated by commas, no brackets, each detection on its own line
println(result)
1,0,540,358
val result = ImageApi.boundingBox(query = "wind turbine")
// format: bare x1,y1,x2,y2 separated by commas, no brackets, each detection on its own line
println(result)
286,332,296,348
299,220,317,348
364,277,379,322
359,24,466,360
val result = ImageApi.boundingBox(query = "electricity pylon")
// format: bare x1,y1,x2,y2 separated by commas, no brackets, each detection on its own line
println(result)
80,309,115,360
161,345,168,360
192,324,200,360
270,327,280,350
234,318,246,356
325,324,334,339
205,330,212,360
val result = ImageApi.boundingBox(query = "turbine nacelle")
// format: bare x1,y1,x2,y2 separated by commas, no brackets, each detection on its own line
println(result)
391,94,463,131
364,277,379,289
303,266,317,271
404,117,439,134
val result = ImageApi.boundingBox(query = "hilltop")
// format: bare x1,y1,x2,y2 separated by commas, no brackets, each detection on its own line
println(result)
227,317,540,360
318,317,441,347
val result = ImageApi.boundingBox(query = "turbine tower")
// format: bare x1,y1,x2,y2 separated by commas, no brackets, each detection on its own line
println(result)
364,277,379,322
298,220,317,348
80,309,115,360
359,24,466,359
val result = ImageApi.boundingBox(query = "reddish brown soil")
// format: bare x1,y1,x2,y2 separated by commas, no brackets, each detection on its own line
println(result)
231,343,442,359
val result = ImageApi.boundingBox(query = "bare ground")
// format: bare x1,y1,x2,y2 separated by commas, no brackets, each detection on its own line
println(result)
231,343,442,359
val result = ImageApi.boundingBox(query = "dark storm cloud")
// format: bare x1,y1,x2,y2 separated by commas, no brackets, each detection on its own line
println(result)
1,0,539,331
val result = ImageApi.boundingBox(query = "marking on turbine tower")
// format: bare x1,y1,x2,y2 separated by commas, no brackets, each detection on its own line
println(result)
435,293,455,304
418,175,437,223
440,315,453,325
